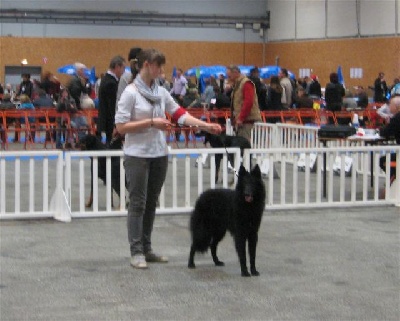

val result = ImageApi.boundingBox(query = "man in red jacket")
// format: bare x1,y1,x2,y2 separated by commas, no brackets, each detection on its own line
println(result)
226,65,262,142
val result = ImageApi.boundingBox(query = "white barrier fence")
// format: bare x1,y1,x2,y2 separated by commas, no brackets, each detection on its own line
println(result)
1,124,399,221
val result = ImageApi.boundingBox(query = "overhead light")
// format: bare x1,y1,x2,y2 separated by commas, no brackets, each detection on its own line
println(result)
235,23,243,29
21,59,28,65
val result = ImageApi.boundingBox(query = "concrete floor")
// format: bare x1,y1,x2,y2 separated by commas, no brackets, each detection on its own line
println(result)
1,206,399,321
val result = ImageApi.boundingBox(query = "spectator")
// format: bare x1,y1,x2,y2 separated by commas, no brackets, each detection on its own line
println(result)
157,72,171,91
342,89,358,109
94,73,104,98
249,67,267,111
67,62,91,109
201,78,215,105
16,73,34,100
308,74,322,99
213,85,231,109
355,86,369,109
279,68,293,109
41,72,61,100
325,72,345,113
170,68,188,105
374,72,388,103
265,76,284,112
57,87,89,148
293,87,313,108
116,47,142,106
226,65,262,142
97,55,126,145
0,93,15,110
33,89,54,108
182,84,202,109
390,78,400,97
379,96,400,184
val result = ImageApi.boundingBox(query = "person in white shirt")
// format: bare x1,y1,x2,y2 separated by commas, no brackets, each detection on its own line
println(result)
170,68,188,105
115,48,221,269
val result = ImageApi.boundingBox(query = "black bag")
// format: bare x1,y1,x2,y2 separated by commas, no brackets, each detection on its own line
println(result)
318,125,356,139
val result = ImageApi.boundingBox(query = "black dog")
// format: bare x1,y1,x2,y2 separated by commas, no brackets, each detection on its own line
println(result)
188,165,266,277
203,132,251,183
79,134,124,208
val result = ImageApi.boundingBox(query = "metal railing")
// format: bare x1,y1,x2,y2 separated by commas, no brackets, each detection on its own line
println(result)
1,124,399,222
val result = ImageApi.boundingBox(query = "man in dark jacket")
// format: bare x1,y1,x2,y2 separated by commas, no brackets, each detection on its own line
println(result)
308,74,322,99
97,55,126,145
325,72,345,113
16,73,34,100
374,72,388,103
67,63,91,109
249,67,267,111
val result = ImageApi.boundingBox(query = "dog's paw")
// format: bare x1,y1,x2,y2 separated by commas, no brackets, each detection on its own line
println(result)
188,262,196,269
250,269,260,276
241,270,251,277
215,260,225,267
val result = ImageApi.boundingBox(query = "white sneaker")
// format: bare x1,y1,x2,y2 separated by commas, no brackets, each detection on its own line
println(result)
130,254,148,269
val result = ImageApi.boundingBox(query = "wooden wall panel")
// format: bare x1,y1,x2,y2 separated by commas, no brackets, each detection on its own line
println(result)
1,36,398,93
265,37,400,90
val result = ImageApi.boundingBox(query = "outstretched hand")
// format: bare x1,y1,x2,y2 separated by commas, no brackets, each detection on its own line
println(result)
205,123,222,134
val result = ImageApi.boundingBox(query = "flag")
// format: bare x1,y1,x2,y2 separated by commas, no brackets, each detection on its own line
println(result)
337,65,345,88
89,67,96,85
172,66,177,79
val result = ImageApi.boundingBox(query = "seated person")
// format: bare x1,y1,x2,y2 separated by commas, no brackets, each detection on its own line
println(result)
0,93,16,142
33,89,55,108
182,85,202,109
293,87,313,108
201,77,216,105
342,89,358,110
57,88,89,148
379,96,400,184
355,86,369,109
0,93,15,110
214,85,231,109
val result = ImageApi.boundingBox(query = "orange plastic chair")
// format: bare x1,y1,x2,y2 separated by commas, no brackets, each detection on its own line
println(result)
3,110,30,149
298,109,319,126
281,110,301,124
261,110,283,123
317,110,336,125
26,109,52,148
334,111,353,125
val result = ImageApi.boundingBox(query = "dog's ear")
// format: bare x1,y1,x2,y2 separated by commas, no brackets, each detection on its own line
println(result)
251,164,262,179
239,165,247,176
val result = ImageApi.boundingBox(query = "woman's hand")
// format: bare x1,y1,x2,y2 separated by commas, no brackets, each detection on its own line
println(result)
152,117,173,130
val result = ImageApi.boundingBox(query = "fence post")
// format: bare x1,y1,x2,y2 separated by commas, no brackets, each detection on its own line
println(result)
53,151,71,222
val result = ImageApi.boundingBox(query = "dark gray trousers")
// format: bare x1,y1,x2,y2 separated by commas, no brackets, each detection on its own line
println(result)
124,155,168,256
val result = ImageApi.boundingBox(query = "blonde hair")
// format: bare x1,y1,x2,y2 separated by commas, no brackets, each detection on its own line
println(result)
19,94,31,103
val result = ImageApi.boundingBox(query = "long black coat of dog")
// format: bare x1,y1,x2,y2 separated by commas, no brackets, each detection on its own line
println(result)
79,134,124,207
188,164,266,277
203,132,251,182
